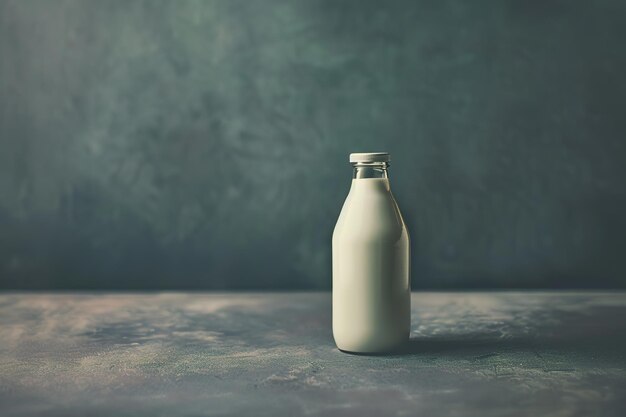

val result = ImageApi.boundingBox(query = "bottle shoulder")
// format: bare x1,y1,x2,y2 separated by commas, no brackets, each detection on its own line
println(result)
333,183,408,242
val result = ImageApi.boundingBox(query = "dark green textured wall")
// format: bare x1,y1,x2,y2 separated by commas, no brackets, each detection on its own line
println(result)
1,0,625,289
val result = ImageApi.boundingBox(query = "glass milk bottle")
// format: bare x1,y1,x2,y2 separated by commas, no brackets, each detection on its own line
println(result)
332,152,410,353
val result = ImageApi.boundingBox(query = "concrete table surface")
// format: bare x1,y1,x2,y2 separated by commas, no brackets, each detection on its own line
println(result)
1,292,625,416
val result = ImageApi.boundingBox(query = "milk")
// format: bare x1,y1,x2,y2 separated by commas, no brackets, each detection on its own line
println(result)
332,177,411,353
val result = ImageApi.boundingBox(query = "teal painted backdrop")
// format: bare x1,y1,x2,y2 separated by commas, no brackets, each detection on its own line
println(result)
1,0,625,289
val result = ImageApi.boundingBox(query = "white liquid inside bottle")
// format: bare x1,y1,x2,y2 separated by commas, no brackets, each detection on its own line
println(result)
332,153,410,353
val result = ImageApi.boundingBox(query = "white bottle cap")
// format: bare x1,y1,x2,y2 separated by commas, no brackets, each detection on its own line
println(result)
349,152,390,163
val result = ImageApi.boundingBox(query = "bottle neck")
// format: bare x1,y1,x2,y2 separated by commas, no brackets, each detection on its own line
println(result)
352,162,389,179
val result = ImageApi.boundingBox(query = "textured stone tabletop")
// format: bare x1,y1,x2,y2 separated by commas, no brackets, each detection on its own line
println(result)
1,292,625,416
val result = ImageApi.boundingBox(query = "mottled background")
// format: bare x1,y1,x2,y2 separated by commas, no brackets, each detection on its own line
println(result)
0,0,625,290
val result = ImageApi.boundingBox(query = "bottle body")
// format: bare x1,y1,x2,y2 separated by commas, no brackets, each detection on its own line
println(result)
332,175,410,353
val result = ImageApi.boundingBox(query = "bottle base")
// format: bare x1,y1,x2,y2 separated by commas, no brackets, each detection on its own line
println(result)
337,341,409,356
338,348,393,356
